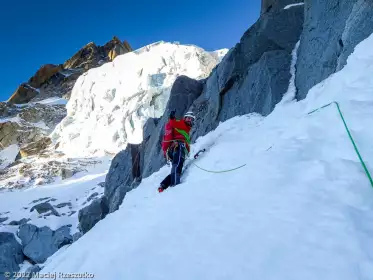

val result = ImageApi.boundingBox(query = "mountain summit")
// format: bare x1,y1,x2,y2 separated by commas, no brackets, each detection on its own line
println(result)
7,36,132,104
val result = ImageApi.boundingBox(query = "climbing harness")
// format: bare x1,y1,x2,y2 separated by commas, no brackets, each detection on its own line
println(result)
308,101,373,189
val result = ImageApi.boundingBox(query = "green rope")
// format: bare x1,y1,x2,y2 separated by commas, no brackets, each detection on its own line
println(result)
192,162,247,173
308,101,373,189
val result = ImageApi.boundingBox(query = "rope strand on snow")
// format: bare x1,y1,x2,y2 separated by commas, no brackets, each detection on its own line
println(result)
308,101,373,189
192,162,247,173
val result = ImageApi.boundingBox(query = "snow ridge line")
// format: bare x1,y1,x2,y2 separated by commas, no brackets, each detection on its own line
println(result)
308,101,373,189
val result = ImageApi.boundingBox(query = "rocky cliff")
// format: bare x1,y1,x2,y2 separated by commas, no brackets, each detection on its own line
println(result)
295,0,373,100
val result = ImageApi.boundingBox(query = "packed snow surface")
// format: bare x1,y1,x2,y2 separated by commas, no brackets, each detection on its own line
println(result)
51,42,227,157
13,97,68,108
35,34,373,279
0,144,19,170
33,97,68,106
284,2,304,9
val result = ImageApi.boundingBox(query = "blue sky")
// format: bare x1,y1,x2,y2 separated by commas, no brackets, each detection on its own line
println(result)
0,0,260,101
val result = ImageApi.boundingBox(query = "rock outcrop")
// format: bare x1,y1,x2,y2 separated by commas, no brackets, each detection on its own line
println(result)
8,84,39,104
78,198,108,234
0,121,43,150
105,37,133,61
28,64,63,88
295,0,373,100
0,232,24,279
0,102,66,150
64,36,132,69
20,137,52,158
17,224,73,264
261,0,298,14
103,147,140,213
30,202,60,217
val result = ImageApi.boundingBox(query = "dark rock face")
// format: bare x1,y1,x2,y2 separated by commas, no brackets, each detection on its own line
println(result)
8,218,30,226
63,42,102,70
191,3,304,140
338,0,373,69
72,232,83,242
55,202,72,209
30,197,50,204
28,64,63,88
30,202,60,217
261,0,276,14
0,232,24,277
295,0,373,100
78,197,108,234
60,168,76,180
7,84,39,104
63,37,132,70
103,144,143,214
106,37,133,61
261,0,301,14
217,50,291,121
18,224,72,264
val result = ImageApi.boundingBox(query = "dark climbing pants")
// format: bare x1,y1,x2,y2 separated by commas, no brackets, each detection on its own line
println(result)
160,142,186,189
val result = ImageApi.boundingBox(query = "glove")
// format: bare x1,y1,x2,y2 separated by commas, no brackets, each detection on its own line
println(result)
169,109,176,120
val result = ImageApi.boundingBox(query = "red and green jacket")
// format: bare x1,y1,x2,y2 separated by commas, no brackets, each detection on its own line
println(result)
162,119,191,155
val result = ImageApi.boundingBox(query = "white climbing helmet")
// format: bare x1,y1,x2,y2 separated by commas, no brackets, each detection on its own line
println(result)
184,111,195,120
184,111,195,127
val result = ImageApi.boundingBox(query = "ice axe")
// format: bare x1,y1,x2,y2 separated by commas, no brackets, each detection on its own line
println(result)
193,149,206,159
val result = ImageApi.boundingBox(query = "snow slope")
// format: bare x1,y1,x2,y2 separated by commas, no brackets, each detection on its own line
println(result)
36,34,373,279
0,145,19,170
13,97,68,108
51,42,228,157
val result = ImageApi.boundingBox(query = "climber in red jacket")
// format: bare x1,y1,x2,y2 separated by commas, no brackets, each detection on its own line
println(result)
158,110,195,192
